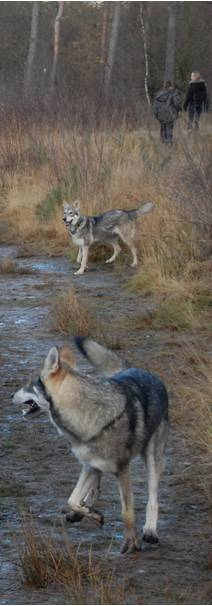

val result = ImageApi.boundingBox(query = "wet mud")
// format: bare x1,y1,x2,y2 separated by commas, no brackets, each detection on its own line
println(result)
0,246,211,604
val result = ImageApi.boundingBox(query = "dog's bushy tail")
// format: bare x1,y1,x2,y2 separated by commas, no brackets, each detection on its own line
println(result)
128,201,155,219
75,337,127,376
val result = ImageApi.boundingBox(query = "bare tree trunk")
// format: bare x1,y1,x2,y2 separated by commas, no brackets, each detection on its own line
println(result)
100,2,109,67
49,1,64,94
104,1,121,105
140,2,151,108
164,1,178,84
24,1,39,97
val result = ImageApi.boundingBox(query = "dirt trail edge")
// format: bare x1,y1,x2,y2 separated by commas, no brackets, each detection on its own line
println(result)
0,247,210,605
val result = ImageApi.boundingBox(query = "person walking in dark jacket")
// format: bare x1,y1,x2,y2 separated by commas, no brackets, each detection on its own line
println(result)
183,72,209,130
154,81,182,144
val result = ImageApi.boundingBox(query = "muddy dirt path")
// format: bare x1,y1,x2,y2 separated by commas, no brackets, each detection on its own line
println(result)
0,247,211,605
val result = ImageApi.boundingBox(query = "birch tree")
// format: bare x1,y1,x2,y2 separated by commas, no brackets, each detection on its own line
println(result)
24,1,39,97
164,1,178,84
100,2,108,68
49,1,64,94
104,1,121,105
140,2,151,107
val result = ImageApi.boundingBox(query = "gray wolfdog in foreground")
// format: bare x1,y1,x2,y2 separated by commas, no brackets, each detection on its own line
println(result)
13,337,169,554
63,200,154,274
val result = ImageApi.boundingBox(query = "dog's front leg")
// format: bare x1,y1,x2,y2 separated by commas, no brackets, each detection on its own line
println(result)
67,465,103,526
117,464,141,554
74,246,89,275
76,247,82,264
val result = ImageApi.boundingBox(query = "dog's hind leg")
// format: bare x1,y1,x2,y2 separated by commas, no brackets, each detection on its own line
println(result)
128,244,138,267
105,242,121,264
142,422,168,544
117,464,141,554
67,465,103,526
115,225,138,267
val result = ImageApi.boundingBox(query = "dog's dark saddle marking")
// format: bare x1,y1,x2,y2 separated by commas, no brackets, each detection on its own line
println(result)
111,368,169,452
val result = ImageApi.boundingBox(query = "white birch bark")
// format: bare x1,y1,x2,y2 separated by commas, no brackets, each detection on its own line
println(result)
140,2,151,107
49,1,64,94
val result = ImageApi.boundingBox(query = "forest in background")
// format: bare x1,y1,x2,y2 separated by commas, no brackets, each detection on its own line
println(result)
0,1,211,124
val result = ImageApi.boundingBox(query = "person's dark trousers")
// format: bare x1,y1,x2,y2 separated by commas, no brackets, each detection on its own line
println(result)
188,104,202,130
160,121,174,144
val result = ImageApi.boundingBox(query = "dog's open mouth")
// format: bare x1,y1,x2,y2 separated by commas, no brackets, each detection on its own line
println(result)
22,400,40,416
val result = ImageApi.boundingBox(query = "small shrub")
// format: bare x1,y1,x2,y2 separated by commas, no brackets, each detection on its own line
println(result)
36,186,66,222
51,288,93,336
18,520,126,603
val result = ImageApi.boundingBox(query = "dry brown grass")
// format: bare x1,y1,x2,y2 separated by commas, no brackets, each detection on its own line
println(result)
18,518,125,604
1,119,211,266
169,345,212,503
51,288,94,337
128,255,212,332
130,300,198,332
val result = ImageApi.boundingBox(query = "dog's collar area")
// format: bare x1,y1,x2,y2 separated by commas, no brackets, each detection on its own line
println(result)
36,377,52,405
69,216,86,234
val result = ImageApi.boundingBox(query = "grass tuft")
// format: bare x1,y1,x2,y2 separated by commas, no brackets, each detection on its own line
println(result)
18,519,125,603
151,299,198,331
0,256,17,273
170,346,212,503
51,288,94,336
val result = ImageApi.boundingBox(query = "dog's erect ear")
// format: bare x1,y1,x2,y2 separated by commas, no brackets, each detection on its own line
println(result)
73,200,80,212
63,201,70,211
60,346,75,368
44,347,60,375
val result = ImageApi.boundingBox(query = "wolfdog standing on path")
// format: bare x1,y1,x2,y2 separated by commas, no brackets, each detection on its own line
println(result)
13,337,169,554
63,200,154,275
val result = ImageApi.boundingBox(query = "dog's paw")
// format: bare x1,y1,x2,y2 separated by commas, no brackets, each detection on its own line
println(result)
142,529,159,544
92,510,104,527
85,507,104,527
74,268,85,275
120,531,141,555
65,511,84,524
